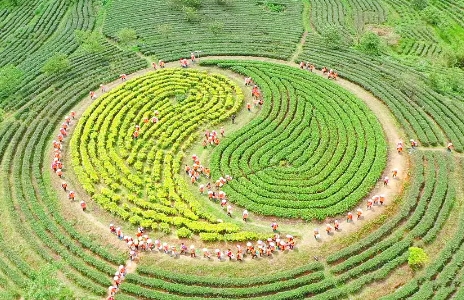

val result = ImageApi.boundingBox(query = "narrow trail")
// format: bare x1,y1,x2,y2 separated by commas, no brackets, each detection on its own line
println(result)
416,146,461,155
290,31,308,63
290,0,311,62
49,55,418,268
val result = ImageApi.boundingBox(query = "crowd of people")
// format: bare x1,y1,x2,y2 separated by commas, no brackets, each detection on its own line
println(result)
244,77,264,111
177,52,196,68
107,224,147,300
52,111,89,211
201,128,223,148
311,149,404,241
110,223,296,263
187,152,238,221
185,152,241,217
313,192,389,240
107,263,128,300
151,59,166,70
104,219,296,299
299,61,338,80
398,138,454,153
133,110,160,139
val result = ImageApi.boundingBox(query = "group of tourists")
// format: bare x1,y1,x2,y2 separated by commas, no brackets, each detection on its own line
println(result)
189,153,270,224
312,163,397,240
396,139,418,153
314,201,382,240
185,154,212,184
151,60,166,70
52,112,88,211
107,264,128,300
107,220,298,300
201,174,235,217
398,139,454,153
133,110,160,139
201,128,224,148
111,221,296,263
244,77,264,111
178,53,196,68
187,152,239,220
299,61,338,80
106,224,147,299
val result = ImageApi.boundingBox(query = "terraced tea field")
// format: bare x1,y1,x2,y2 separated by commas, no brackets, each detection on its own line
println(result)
1,0,464,299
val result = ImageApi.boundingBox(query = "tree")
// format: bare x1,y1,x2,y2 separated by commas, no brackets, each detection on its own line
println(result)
42,53,70,75
74,30,105,53
25,265,74,300
353,16,365,45
411,0,428,10
183,6,200,23
408,247,428,270
209,20,224,35
454,52,464,68
397,74,418,98
116,28,137,45
183,0,201,8
444,47,464,69
0,64,23,100
0,108,4,123
157,24,173,40
429,70,464,94
359,32,382,56
446,71,464,93
216,0,233,5
169,0,202,9
421,6,442,26
428,72,442,92
321,25,344,50
0,291,18,300
0,0,18,7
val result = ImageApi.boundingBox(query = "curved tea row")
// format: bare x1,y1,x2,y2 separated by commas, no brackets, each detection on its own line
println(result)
203,60,387,220
70,68,258,240
112,150,457,299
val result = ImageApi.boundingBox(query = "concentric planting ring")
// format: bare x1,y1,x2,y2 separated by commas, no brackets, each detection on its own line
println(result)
208,61,387,220
71,68,245,236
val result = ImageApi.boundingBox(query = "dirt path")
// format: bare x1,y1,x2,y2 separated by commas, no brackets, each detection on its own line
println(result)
50,55,410,265
290,0,311,62
105,260,138,299
290,31,308,63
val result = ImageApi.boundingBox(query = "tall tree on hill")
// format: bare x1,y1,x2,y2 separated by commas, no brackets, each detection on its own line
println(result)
74,30,105,54
321,25,345,50
116,28,137,45
42,53,71,75
359,32,383,56
0,64,23,101
411,0,428,10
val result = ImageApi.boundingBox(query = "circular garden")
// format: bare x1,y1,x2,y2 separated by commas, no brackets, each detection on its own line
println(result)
71,61,387,242
2,0,464,299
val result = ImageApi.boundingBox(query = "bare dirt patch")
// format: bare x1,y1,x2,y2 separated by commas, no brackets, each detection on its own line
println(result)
366,24,400,46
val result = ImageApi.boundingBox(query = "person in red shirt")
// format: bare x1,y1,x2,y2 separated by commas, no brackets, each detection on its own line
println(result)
347,212,353,222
